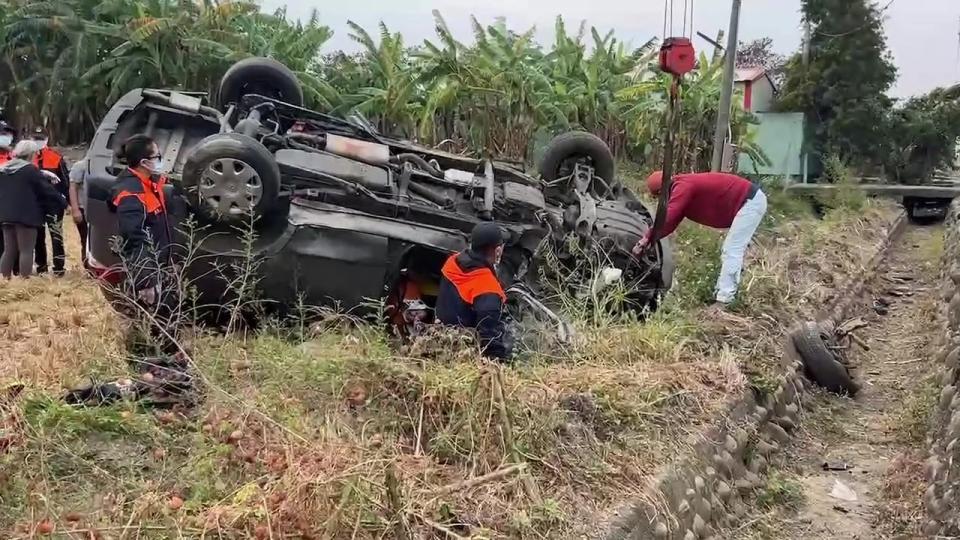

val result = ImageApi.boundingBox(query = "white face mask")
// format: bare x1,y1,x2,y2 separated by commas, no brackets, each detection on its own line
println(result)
141,157,164,173
0,135,12,148
36,138,48,149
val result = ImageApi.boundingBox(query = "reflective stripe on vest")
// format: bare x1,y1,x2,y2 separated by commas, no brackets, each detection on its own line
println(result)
113,168,168,215
441,253,506,304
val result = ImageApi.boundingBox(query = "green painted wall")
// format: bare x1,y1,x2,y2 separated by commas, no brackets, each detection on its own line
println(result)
738,112,806,177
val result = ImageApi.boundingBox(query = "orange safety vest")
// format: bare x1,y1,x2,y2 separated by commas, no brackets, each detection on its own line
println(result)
112,168,168,215
440,253,506,304
0,151,10,165
33,147,63,171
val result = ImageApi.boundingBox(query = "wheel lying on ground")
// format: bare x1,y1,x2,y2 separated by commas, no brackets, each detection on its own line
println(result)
539,131,616,190
181,133,281,224
791,321,860,396
216,57,304,110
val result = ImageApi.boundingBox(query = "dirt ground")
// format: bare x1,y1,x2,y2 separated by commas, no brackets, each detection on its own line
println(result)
730,223,944,540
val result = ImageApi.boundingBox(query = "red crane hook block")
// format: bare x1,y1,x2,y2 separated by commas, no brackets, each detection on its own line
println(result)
659,37,696,76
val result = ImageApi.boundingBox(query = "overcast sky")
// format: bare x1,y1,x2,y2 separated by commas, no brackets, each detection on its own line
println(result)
263,0,960,99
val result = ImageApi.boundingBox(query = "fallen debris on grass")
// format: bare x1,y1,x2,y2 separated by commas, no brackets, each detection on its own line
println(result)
63,353,196,408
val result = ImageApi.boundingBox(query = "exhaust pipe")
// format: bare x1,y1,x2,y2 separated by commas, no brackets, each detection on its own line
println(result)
324,133,390,166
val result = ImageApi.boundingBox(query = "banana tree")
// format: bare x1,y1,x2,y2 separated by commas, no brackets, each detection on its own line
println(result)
342,21,418,137
1,0,334,143
617,51,767,172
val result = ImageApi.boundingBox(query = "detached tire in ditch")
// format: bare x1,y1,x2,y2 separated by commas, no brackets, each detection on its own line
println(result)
539,131,616,187
181,133,281,224
792,322,859,396
216,57,304,110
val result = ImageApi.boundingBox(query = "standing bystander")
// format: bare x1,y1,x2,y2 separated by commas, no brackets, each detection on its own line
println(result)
0,121,16,266
111,134,179,353
31,128,70,276
0,140,67,278
69,158,89,268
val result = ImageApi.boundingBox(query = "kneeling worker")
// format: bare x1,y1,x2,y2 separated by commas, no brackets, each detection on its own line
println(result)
436,222,510,360
634,171,767,307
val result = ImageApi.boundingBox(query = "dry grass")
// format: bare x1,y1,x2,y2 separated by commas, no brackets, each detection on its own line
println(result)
0,196,903,539
740,200,899,318
673,197,902,391
875,452,927,538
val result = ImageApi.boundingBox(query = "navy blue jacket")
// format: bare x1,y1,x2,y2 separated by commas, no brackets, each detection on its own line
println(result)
435,250,509,359
109,169,173,290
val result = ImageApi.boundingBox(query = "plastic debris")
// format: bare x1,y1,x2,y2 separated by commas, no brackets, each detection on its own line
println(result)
829,479,858,502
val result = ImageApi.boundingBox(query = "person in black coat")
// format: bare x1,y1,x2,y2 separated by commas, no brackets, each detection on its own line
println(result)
435,222,512,360
0,140,67,278
0,120,17,271
31,128,70,276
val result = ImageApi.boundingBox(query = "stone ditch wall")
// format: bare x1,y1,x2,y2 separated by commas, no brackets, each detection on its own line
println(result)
923,202,960,537
602,212,908,540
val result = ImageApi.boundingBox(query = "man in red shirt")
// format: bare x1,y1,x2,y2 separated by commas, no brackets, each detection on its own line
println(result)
634,171,767,306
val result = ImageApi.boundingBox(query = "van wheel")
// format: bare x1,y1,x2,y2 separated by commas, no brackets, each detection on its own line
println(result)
216,57,303,110
539,131,617,199
181,133,281,224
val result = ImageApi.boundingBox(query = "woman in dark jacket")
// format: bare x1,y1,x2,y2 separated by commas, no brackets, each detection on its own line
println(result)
110,134,173,304
0,140,67,277
110,134,180,355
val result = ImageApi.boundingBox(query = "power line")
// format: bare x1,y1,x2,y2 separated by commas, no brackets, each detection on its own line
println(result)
814,0,895,39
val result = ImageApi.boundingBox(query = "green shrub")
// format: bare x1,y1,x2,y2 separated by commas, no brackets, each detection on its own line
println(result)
756,471,805,510
817,155,867,212
670,224,724,307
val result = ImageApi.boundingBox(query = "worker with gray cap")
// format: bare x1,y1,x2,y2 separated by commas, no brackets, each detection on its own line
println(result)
435,221,511,360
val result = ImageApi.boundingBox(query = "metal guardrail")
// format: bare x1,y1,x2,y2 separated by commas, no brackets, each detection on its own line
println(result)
785,183,960,199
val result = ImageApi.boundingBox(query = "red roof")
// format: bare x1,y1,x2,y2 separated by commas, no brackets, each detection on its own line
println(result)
734,67,766,83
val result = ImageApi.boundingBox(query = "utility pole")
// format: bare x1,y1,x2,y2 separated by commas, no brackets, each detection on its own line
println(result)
801,18,812,183
710,0,742,172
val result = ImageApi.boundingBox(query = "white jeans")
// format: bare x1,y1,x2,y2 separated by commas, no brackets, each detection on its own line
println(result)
716,190,768,304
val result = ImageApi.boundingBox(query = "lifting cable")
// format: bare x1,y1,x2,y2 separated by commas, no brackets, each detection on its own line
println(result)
663,0,669,41
648,0,692,248
689,0,694,42
669,0,673,38
682,0,688,38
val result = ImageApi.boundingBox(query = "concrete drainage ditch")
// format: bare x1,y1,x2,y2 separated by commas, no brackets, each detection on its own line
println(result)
922,201,960,537
602,211,909,540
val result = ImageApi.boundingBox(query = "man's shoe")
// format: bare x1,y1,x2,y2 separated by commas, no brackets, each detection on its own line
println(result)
53,269,66,278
